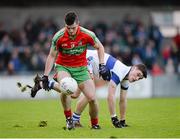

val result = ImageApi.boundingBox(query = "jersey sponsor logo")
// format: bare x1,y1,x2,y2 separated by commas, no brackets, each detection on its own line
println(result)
59,45,86,55
61,42,75,49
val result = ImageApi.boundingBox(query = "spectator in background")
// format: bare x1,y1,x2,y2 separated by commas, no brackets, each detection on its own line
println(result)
31,43,45,70
148,18,163,54
151,62,164,76
42,18,58,37
144,39,157,70
8,48,22,74
165,58,175,75
23,18,38,45
170,40,179,72
19,30,29,46
135,23,147,46
94,21,107,44
132,53,143,65
161,42,171,65
0,34,13,72
19,47,33,71
110,43,121,58
10,27,21,47
121,13,135,34
0,22,7,41
173,28,180,72
178,63,180,80
173,27,180,49
161,40,179,73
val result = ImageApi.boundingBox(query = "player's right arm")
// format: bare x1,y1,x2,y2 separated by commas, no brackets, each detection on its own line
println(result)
44,47,57,76
42,47,57,90
42,33,58,90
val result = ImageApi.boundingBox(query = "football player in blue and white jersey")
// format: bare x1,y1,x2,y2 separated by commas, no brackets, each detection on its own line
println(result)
72,50,147,128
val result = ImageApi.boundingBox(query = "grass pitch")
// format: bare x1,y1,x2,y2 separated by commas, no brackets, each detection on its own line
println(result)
0,97,180,138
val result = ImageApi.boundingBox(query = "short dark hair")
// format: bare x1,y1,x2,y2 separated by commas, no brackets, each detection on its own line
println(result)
135,64,147,78
65,12,78,25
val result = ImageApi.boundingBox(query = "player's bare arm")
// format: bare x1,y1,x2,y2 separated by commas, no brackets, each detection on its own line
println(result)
41,47,57,91
93,38,105,64
119,89,127,122
44,47,57,76
94,38,111,81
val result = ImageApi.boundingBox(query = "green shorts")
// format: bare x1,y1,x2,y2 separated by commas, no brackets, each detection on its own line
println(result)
55,64,90,84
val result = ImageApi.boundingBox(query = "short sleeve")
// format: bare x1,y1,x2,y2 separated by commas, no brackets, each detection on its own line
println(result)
51,37,57,51
51,28,65,51
88,32,98,46
80,27,98,46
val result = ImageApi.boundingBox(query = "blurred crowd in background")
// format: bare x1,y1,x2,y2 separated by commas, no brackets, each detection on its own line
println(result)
0,14,180,76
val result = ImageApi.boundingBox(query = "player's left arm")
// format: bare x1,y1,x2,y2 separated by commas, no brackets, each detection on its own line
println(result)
93,37,111,81
120,80,129,121
120,89,127,120
93,38,105,64
87,30,111,80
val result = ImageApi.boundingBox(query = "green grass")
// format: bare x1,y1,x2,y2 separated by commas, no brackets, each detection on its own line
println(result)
0,98,180,138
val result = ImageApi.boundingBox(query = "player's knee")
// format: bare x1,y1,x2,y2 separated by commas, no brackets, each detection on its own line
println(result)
107,95,111,102
87,95,96,103
71,93,79,99
107,92,114,101
88,99,97,107
120,96,126,103
60,93,69,101
71,89,81,99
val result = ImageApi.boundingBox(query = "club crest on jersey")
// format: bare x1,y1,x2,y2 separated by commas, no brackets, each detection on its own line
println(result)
62,43,68,47
78,40,82,46
70,42,75,48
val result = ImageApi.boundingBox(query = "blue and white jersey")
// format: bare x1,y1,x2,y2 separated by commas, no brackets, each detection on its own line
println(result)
86,50,131,90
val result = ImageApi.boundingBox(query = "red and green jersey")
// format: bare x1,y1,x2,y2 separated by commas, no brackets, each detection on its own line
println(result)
51,26,98,67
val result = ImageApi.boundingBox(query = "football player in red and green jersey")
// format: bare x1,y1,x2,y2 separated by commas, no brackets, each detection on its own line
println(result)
31,12,111,130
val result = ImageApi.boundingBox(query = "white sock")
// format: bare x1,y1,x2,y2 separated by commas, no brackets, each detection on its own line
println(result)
111,114,117,118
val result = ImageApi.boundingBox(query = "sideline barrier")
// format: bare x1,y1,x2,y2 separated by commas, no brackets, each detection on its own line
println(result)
0,74,179,99
0,75,152,99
